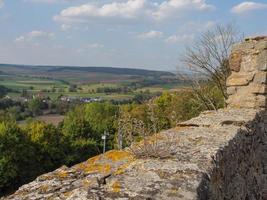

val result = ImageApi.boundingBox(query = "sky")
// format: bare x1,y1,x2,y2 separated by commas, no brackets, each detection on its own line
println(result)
0,0,266,71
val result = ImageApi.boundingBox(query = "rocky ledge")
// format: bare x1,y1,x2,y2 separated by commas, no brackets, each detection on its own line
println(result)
2,108,266,200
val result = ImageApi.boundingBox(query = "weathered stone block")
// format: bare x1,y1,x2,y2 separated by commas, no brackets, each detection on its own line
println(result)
257,50,267,71
258,63,267,71
255,95,266,107
226,94,257,108
253,72,267,84
240,54,257,72
227,86,237,95
251,84,266,94
235,83,266,95
226,72,255,86
229,52,243,72
231,42,255,52
255,40,267,50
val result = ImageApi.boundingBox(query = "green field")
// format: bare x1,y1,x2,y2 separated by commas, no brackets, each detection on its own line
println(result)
0,75,68,90
0,64,185,101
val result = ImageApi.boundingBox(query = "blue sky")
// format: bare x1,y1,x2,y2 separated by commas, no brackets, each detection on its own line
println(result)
0,0,266,71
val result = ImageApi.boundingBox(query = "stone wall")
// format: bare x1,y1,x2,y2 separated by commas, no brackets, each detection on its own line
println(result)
1,37,267,200
203,36,267,199
227,36,267,109
199,110,267,200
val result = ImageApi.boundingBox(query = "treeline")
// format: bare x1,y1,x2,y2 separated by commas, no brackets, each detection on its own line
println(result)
95,86,131,94
0,97,76,121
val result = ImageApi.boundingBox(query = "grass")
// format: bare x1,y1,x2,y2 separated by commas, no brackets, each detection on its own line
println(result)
0,75,68,91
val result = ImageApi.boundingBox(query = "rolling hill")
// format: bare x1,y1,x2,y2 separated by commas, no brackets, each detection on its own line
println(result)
0,64,175,84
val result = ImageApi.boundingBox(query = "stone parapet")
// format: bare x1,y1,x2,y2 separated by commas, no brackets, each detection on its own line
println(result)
227,36,267,109
2,108,266,200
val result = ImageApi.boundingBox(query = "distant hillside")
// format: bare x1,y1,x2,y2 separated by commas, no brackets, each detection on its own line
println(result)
0,64,174,77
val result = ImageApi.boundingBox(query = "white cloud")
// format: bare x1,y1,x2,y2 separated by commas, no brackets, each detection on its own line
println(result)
151,0,215,20
54,0,146,23
231,1,267,14
0,0,4,8
136,30,163,39
54,0,215,23
165,34,194,43
15,30,54,43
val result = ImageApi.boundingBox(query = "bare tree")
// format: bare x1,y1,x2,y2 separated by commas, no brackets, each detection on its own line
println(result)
177,72,224,111
181,23,242,100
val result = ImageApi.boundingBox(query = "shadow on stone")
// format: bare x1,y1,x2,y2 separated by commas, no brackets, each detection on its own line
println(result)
197,110,266,199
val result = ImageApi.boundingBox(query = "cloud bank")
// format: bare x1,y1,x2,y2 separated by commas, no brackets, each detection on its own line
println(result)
231,1,267,14
54,0,215,24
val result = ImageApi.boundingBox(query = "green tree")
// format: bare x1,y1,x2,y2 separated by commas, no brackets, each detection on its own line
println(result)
62,106,92,140
62,106,98,165
85,102,118,149
85,103,118,136
25,121,65,171
0,85,8,98
154,92,173,130
28,98,43,116
0,121,36,193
